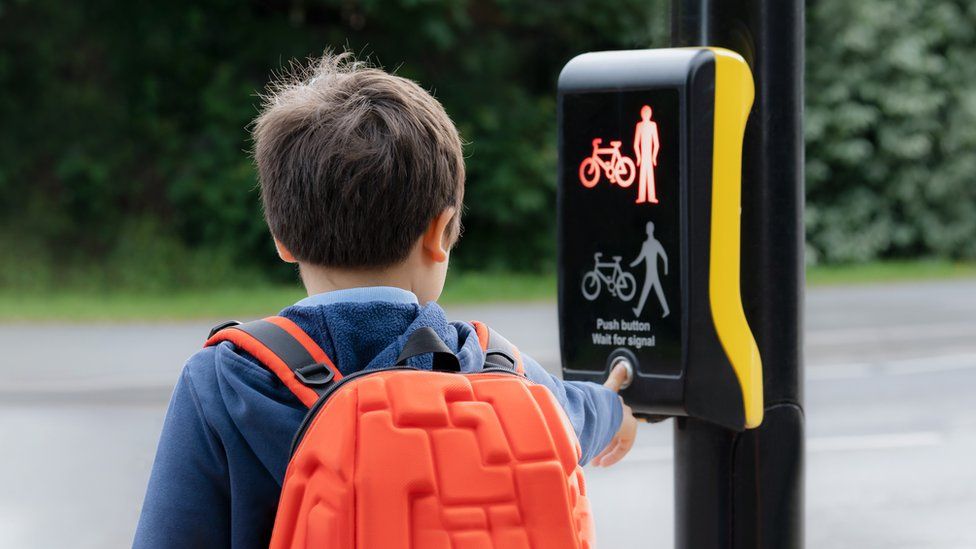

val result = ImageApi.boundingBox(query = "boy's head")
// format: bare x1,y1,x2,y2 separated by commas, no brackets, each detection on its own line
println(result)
253,52,464,301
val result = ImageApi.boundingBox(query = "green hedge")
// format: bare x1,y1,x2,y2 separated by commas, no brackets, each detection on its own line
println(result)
0,0,666,289
0,0,972,291
806,0,976,263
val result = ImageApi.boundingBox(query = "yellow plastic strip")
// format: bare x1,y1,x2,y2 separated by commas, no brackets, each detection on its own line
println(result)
707,48,764,428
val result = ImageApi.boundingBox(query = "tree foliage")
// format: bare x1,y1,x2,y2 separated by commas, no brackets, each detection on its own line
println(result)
806,0,976,263
0,0,666,287
0,0,973,291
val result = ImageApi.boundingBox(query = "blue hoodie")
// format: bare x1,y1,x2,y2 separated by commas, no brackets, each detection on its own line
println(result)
133,287,622,548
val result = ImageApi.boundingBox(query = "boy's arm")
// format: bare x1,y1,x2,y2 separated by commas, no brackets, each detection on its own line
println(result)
133,360,231,548
519,352,625,465
591,364,638,467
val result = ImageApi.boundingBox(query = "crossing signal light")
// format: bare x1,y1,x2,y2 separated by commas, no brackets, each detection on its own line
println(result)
557,48,763,430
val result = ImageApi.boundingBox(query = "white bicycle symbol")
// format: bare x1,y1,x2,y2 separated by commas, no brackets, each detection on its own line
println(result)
581,253,637,302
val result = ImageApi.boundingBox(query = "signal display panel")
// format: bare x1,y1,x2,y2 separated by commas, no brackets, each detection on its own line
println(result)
559,89,683,377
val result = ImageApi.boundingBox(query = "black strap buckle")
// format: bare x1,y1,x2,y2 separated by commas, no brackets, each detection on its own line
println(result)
395,327,461,372
294,363,336,386
485,349,517,370
208,320,241,339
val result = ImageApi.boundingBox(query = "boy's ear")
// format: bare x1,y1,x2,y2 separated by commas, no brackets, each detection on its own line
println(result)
422,208,456,263
273,239,298,263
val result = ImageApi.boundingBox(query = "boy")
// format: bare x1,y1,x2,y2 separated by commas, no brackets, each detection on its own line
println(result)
134,52,637,548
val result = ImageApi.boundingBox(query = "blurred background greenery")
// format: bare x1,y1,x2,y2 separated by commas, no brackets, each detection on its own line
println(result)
0,0,974,316
805,0,976,264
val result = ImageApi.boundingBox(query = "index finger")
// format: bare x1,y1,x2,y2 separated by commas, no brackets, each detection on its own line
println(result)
603,362,633,393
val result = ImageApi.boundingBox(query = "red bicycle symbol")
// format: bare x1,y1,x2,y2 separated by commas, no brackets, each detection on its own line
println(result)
579,138,636,189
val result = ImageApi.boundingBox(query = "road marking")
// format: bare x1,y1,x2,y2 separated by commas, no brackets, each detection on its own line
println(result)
807,431,944,452
806,362,873,380
807,321,976,346
883,353,976,375
0,374,178,394
620,431,945,464
809,352,976,380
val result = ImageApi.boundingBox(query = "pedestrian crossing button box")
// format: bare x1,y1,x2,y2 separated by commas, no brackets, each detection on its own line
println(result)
556,48,763,430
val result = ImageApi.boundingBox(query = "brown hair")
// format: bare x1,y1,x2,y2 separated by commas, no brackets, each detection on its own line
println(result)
253,52,464,268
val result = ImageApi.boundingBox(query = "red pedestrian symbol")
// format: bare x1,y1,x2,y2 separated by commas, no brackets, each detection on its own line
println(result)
633,105,660,204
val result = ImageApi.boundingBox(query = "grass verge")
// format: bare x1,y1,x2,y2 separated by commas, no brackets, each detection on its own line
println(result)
806,260,976,285
0,271,558,322
1,261,974,322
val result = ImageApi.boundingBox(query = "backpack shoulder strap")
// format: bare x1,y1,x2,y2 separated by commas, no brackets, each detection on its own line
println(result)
470,320,525,375
204,316,341,408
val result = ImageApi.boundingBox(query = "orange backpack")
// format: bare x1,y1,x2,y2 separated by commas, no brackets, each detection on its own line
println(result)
206,316,595,549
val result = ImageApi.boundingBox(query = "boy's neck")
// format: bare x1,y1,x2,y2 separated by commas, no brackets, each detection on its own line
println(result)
299,263,417,297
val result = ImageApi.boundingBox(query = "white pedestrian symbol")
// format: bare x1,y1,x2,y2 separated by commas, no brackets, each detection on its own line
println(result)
630,221,670,318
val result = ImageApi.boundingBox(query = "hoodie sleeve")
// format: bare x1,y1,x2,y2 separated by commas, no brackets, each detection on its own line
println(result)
133,353,231,548
520,353,623,465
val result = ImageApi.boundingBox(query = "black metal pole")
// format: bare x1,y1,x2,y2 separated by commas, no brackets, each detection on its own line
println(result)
670,1,805,548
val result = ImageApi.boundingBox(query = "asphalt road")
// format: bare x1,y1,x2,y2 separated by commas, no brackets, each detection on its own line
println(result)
1,280,974,548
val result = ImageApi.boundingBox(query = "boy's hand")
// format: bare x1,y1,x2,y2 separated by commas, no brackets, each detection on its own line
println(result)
592,363,639,467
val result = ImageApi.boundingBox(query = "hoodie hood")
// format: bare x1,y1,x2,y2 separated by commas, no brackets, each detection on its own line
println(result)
245,300,486,376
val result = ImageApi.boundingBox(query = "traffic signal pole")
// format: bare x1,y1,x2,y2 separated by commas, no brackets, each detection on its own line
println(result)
670,2,805,548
